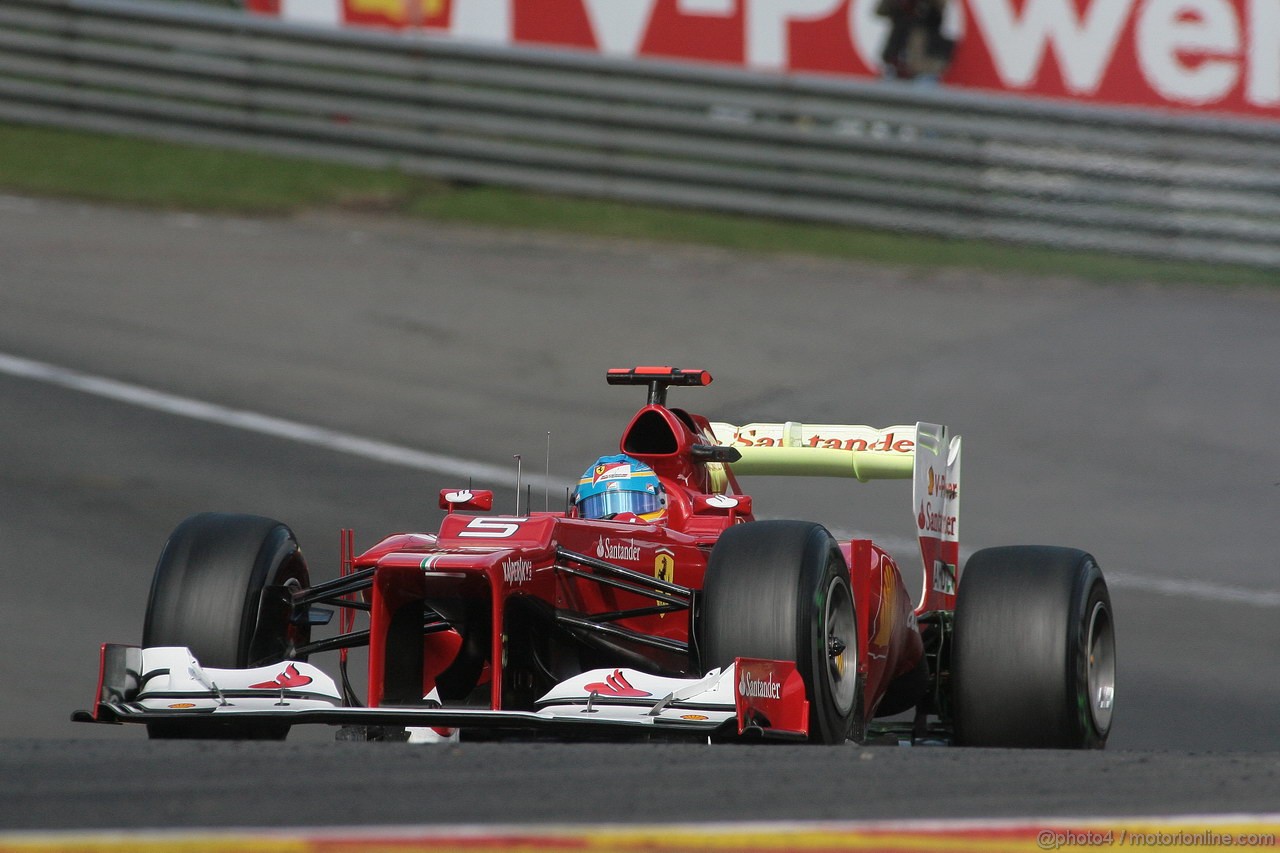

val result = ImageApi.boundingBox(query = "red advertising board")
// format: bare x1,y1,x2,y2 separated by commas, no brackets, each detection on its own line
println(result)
247,0,1280,119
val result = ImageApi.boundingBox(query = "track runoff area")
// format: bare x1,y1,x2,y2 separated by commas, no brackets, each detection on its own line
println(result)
2,816,1277,852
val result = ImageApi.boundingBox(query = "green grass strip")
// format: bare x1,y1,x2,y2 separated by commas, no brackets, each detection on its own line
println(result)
0,121,1272,286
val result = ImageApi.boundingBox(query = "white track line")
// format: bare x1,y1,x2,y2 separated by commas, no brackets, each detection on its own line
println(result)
4,351,1277,608
0,351,568,493
1105,573,1280,608
824,532,1280,611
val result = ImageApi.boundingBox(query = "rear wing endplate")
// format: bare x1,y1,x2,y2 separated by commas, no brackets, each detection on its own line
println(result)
912,423,961,612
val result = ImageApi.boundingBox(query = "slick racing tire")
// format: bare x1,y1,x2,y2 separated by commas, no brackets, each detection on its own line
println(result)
952,546,1115,749
701,520,861,745
142,513,311,740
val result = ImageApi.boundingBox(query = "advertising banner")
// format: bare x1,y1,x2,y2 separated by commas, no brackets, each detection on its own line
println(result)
247,0,1280,119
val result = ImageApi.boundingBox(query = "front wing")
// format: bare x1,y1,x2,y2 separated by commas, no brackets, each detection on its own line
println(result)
73,645,811,741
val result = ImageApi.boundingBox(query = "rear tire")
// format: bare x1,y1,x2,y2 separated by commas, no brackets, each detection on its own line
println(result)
142,512,311,740
952,546,1115,749
701,521,861,744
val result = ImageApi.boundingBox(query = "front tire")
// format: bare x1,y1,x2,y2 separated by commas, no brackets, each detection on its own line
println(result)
142,512,311,740
952,546,1115,749
700,521,861,744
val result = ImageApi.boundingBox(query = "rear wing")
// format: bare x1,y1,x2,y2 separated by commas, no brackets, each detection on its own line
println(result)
709,421,961,612
709,422,916,481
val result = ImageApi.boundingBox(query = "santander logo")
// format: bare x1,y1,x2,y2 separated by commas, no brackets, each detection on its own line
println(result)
738,670,782,701
596,537,641,562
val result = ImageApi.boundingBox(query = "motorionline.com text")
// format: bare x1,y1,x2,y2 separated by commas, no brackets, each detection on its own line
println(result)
1037,829,1277,849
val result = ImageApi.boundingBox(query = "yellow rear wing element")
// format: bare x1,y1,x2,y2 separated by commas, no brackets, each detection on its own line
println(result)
729,447,912,481
709,422,916,482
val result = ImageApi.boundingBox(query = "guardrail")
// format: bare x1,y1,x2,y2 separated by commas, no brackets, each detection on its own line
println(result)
3,0,1279,268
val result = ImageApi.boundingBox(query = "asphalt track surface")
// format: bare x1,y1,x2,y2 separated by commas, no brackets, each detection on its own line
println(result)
1,196,1279,831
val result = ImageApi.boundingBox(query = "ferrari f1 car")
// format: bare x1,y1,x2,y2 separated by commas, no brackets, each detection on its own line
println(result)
75,367,1116,747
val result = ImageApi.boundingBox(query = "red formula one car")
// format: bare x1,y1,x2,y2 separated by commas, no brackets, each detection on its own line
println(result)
76,367,1115,747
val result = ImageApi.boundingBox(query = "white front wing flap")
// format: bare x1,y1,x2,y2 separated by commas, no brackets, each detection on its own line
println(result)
79,645,744,738
118,647,344,713
533,667,738,730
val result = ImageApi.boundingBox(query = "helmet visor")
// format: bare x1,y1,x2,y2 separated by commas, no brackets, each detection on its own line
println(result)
578,489,662,520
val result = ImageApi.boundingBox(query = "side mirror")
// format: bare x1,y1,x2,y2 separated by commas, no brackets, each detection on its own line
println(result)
692,494,752,516
438,489,495,513
690,444,742,463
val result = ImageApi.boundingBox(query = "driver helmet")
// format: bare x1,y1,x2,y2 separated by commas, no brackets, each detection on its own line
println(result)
574,454,667,522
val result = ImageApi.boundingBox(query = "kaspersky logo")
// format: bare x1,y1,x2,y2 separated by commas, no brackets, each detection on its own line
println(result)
501,557,533,585
738,670,782,700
